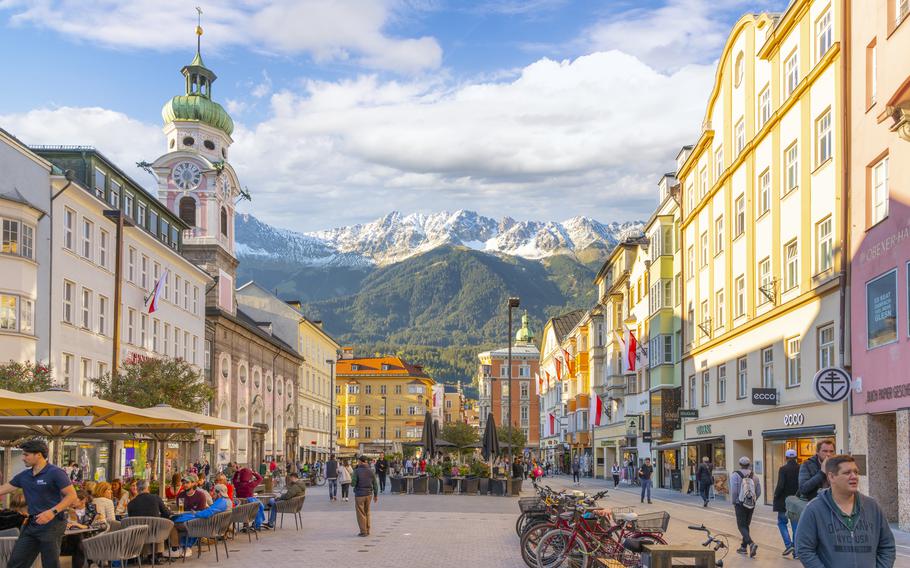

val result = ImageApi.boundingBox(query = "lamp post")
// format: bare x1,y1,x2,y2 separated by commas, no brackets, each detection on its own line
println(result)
101,209,133,382
326,358,336,457
507,297,520,461
381,395,388,454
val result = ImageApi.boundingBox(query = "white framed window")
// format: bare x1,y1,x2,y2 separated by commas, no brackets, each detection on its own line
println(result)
715,289,725,330
152,318,159,352
714,216,724,253
759,257,772,305
2,219,19,255
80,288,92,329
183,330,188,359
758,169,771,216
127,247,135,282
0,295,17,331
785,240,799,291
686,180,695,214
61,353,73,389
759,86,771,127
700,168,708,198
717,364,727,403
735,275,746,318
737,357,747,399
900,0,910,24
816,110,832,165
817,9,833,60
871,157,889,224
20,223,33,259
175,275,182,307
183,280,190,310
785,50,800,96
127,308,136,345
786,337,801,387
93,168,106,199
687,246,695,277
735,119,745,157
734,195,745,237
700,232,709,267
137,203,147,228
701,371,710,407
99,229,109,269
63,208,75,250
141,255,148,290
785,142,799,193
816,217,833,273
520,382,529,398
818,324,835,369
80,358,92,396
163,324,170,356
98,296,107,335
761,347,774,388
109,180,120,208
124,192,134,218
97,362,107,383
81,219,93,260
700,300,709,335
714,147,724,180
688,375,697,407
193,287,199,314
20,298,34,334
173,327,180,357
63,280,74,324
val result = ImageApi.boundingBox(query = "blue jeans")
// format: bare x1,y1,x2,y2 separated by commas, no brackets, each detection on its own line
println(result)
640,479,652,501
267,498,278,525
777,511,798,549
328,478,337,499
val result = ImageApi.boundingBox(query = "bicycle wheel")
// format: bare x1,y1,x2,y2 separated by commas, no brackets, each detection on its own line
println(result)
316,474,326,486
516,512,529,537
536,529,590,568
519,522,556,568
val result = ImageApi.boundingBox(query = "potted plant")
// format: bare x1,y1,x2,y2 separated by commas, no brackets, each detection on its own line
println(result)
427,464,443,494
472,462,491,494
463,464,480,495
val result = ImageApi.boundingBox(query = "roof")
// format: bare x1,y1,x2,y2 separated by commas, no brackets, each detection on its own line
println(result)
206,305,302,360
480,344,540,359
336,356,432,381
0,188,48,216
550,309,586,342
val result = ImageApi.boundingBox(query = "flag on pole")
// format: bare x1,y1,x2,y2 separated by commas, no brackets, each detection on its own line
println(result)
589,388,604,427
146,268,169,314
548,413,556,437
562,348,575,376
536,372,543,393
554,358,562,381
621,326,637,374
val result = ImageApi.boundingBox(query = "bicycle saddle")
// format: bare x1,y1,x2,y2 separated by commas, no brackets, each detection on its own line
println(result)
620,512,638,522
559,511,575,521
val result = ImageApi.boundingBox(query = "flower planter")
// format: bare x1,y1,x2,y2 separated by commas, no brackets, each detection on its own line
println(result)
428,478,441,494
490,478,506,496
463,477,479,495
478,477,490,495
412,476,428,494
509,478,524,496
390,477,405,494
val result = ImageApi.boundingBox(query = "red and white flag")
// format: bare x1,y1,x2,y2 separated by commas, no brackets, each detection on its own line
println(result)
536,372,543,393
621,326,637,374
561,348,575,376
548,413,556,437
554,358,562,381
146,268,169,314
589,388,604,427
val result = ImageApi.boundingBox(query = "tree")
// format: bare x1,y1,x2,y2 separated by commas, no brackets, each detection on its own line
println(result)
92,355,213,411
497,425,526,455
0,361,53,393
440,422,479,457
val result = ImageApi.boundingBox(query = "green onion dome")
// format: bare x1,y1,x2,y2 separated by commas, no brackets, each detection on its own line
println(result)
162,94,234,136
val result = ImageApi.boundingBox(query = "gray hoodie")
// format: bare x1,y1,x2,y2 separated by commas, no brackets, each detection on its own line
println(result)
795,489,895,568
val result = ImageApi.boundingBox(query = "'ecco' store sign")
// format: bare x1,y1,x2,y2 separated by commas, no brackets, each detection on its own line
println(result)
783,413,805,426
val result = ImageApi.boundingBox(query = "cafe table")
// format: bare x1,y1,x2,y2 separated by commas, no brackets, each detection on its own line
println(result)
64,526,104,568
450,476,466,494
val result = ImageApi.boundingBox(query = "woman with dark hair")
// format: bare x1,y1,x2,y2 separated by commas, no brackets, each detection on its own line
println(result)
166,473,182,500
0,490,27,531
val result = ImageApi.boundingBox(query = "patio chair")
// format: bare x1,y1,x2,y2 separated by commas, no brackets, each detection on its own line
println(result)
120,516,174,566
231,501,261,542
0,528,18,537
273,495,305,530
183,510,233,562
0,536,17,566
81,524,148,568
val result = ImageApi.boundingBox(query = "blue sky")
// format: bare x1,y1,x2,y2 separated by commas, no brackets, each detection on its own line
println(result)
0,0,788,232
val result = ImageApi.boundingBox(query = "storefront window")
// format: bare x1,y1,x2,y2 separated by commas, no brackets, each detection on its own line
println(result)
121,440,151,479
866,269,897,349
63,441,111,482
763,435,830,506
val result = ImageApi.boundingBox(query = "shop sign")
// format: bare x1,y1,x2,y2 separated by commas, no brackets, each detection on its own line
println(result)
783,413,805,426
751,388,778,405
600,441,610,447
679,409,699,419
696,424,712,435
626,415,642,433
642,432,653,443
866,270,898,349
813,368,852,403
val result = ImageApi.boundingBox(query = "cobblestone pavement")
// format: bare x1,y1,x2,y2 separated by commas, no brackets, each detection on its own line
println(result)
205,476,910,567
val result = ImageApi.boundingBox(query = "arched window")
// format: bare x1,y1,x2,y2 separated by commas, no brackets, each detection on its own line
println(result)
179,197,196,226
220,207,228,237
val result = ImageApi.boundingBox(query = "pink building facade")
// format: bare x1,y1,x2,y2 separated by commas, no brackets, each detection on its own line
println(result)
847,0,910,529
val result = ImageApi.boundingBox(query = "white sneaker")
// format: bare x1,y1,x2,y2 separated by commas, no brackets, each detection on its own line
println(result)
183,548,193,558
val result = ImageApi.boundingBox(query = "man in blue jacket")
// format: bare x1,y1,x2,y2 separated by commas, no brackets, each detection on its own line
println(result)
165,484,232,558
795,455,895,568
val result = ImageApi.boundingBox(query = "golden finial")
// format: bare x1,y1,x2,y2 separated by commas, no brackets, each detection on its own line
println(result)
195,6,203,55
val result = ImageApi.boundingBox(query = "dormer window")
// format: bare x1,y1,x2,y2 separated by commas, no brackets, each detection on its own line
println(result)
381,364,390,371
352,364,360,371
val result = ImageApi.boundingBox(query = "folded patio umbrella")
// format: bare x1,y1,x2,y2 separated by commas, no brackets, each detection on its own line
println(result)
421,410,436,458
481,413,499,462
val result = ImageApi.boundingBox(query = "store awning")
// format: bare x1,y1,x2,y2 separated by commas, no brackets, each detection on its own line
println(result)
653,441,685,451
762,425,835,440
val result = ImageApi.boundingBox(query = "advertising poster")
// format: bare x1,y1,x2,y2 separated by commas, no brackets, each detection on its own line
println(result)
867,270,897,349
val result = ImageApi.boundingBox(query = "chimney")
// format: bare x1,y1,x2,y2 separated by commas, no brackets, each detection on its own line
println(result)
313,320,324,328
285,300,302,311
341,347,354,360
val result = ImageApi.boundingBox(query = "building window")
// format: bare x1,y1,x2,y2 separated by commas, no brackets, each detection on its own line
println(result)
899,0,910,24
93,168,106,199
701,371,710,407
395,385,402,394
700,168,708,198
735,275,745,318
715,289,725,330
380,385,387,395
173,327,180,358
785,50,800,96
735,119,745,157
193,287,199,314
784,240,799,291
737,357,747,399
20,298,33,334
688,375,697,407
714,216,724,253
816,110,832,165
347,428,358,439
1,219,18,255
700,300,709,336
80,288,92,329
687,246,695,277
141,255,148,290
761,347,774,388
0,295,16,331
20,223,33,259
867,41,877,107
734,195,745,237
364,426,371,439
785,142,799,194
758,169,771,216
394,406,402,416
520,382,529,398
183,280,189,310
99,229,108,269
63,208,75,250
866,269,898,349
816,217,833,273
786,337,801,387
63,280,74,324
734,51,744,87
152,319,159,352
220,207,228,237
137,203,147,228
686,180,694,214
127,308,135,345
109,180,120,209
818,325,835,368
758,257,772,305
714,147,724,180
127,247,135,282
124,192,134,219
871,157,889,225
700,232,709,267
520,405,529,425
817,9,833,60
175,276,182,307
347,384,360,394
759,86,771,127
717,364,727,403
61,353,73,389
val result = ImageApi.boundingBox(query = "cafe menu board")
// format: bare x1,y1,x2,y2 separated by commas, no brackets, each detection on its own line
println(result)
867,270,898,349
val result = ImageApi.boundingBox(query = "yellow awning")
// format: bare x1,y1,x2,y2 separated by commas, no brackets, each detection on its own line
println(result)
0,390,177,428
137,404,248,431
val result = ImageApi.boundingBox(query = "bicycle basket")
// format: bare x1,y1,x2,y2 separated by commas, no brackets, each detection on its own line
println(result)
610,506,635,518
519,497,545,513
631,511,670,533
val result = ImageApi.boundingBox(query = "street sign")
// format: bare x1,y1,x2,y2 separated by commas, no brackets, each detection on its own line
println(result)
752,388,778,406
813,367,852,403
642,432,653,443
625,415,641,432
678,409,699,419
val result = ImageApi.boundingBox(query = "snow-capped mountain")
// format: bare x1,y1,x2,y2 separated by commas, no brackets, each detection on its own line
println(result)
236,210,643,267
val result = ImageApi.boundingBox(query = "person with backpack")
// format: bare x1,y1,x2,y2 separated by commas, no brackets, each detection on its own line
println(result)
774,449,801,558
729,456,761,558
695,456,714,507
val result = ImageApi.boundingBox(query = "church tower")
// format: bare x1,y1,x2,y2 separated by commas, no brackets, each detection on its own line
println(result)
152,20,240,314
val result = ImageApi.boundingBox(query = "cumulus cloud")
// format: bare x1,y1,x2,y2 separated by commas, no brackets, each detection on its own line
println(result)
0,0,442,73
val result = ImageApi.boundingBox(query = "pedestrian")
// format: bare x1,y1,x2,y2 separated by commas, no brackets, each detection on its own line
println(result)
326,455,339,501
0,439,79,568
638,457,653,503
512,456,524,480
338,459,353,502
375,452,389,493
259,459,267,476
695,456,714,507
774,449,800,558
352,455,379,537
571,456,581,485
730,456,761,558
611,463,621,488
798,439,835,502
795,454,895,567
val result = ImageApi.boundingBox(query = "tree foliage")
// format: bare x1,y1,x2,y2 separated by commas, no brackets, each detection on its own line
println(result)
497,425,526,454
440,422,479,454
0,361,53,393
92,356,213,412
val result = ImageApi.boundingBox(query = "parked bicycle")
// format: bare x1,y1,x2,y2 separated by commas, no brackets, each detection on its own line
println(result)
687,524,729,567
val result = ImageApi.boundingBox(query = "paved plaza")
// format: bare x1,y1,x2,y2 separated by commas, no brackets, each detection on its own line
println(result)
206,475,910,567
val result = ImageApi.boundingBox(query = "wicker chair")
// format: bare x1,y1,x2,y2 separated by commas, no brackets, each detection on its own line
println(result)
81,524,148,568
230,501,261,542
273,495,305,530
0,536,17,566
183,510,233,562
120,516,175,565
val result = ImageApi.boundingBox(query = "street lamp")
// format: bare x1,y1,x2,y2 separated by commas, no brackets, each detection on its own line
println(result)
326,358,336,458
507,297,520,462
381,395,388,454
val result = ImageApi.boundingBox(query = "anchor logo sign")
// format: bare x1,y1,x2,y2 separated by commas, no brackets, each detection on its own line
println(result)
813,368,851,403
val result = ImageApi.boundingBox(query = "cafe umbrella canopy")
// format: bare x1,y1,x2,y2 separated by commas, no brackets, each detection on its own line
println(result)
421,410,437,459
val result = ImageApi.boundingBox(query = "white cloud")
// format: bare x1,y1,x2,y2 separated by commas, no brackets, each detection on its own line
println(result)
1,0,442,74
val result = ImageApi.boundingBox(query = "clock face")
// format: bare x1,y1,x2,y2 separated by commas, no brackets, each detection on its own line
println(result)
173,162,202,190
221,177,231,197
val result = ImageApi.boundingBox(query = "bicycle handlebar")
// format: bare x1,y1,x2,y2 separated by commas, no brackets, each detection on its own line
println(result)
688,524,706,531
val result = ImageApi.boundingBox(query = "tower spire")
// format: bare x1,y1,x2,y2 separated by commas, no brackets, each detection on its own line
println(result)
195,6,203,57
